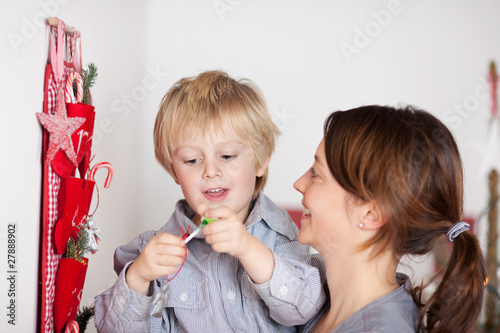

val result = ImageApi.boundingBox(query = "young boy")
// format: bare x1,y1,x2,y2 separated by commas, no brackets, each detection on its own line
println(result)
94,70,325,332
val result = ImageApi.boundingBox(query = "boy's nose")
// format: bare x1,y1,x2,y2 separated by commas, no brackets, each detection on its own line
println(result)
203,160,222,179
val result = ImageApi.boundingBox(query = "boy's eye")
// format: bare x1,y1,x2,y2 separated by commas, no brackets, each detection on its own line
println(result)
185,158,200,165
220,154,236,161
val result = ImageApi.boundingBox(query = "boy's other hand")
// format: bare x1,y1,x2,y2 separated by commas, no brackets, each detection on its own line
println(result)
197,204,251,259
197,204,275,284
126,233,185,295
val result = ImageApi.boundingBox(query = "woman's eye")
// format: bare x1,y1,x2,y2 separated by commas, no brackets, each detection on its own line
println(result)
310,167,317,178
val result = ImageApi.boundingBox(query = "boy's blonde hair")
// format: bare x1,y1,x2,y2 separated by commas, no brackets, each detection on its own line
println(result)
154,70,280,195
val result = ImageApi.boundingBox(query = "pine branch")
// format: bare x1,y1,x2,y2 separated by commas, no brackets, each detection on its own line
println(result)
64,224,88,263
73,62,98,105
75,305,94,332
81,63,98,104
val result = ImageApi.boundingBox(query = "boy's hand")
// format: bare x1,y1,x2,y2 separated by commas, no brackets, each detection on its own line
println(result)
126,233,185,295
197,204,275,284
197,205,251,259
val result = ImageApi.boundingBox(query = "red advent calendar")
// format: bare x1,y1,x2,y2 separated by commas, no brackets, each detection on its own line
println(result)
38,17,112,333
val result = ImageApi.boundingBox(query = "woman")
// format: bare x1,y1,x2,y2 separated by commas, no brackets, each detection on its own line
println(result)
295,105,486,332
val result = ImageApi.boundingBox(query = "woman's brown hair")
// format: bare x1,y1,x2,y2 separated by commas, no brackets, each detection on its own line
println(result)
323,105,487,332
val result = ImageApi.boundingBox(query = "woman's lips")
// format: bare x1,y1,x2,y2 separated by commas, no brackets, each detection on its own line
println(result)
301,206,311,221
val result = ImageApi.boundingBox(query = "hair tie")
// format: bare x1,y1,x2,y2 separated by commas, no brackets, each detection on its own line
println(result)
446,221,470,242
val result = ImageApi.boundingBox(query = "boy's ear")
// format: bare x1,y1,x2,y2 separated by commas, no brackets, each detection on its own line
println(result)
359,201,386,230
256,156,271,177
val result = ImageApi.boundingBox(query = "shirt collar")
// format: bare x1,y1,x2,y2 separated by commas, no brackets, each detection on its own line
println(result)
246,192,298,240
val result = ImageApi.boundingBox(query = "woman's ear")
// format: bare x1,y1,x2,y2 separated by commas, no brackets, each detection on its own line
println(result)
256,156,271,177
359,201,386,230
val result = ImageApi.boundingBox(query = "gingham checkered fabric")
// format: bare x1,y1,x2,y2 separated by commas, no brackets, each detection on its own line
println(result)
41,63,75,332
44,165,62,333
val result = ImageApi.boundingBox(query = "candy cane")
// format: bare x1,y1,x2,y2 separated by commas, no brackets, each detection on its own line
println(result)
65,71,83,104
89,162,113,188
64,320,79,333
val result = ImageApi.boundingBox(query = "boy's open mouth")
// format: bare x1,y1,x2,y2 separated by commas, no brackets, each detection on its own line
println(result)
205,188,227,197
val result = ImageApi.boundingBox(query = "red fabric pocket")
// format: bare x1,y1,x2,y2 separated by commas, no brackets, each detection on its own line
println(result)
53,257,88,333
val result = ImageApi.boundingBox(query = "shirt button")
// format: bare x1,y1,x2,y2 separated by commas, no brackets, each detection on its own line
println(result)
227,290,235,300
179,292,188,302
280,285,288,296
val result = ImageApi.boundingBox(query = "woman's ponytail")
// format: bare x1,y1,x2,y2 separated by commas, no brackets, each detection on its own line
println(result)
418,231,487,332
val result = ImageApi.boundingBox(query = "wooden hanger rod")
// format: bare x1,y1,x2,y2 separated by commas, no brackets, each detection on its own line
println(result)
47,17,76,35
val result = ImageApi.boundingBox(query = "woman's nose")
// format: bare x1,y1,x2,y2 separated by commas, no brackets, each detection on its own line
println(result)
293,173,306,194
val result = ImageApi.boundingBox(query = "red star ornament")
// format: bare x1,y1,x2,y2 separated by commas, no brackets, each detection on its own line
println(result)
37,87,86,166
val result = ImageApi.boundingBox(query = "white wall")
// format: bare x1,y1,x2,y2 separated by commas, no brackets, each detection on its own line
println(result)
0,3,46,332
1,1,500,332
